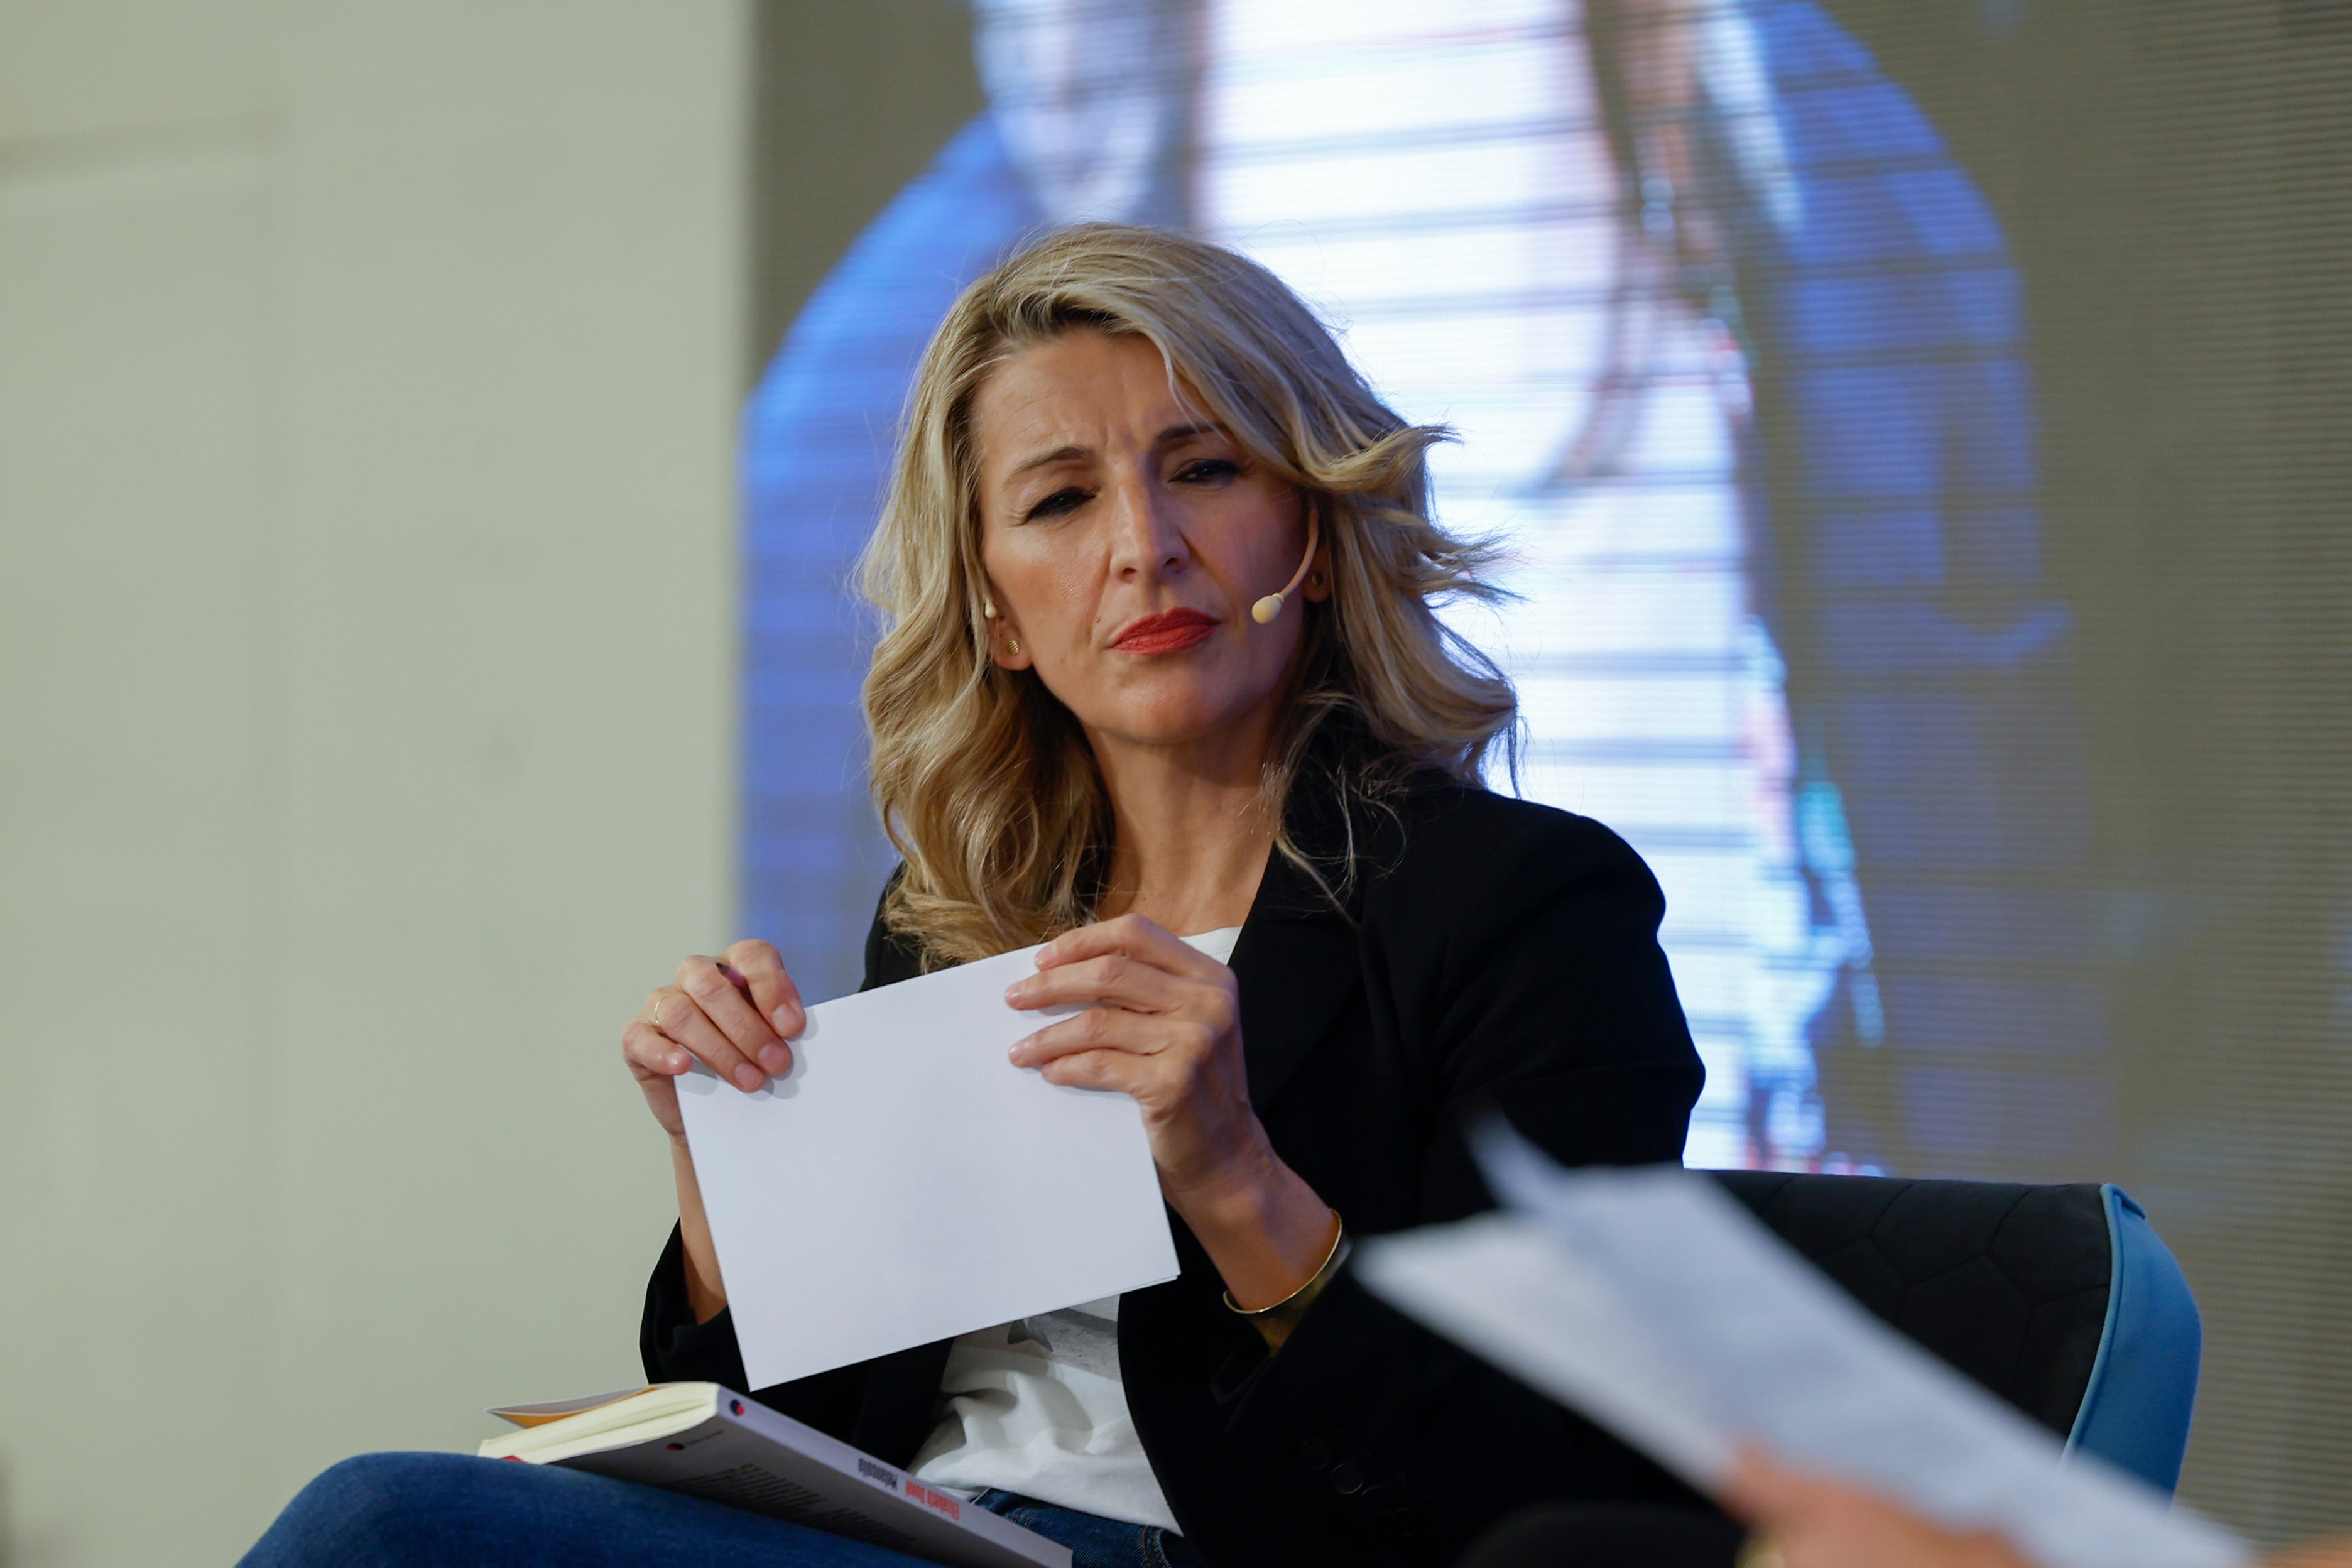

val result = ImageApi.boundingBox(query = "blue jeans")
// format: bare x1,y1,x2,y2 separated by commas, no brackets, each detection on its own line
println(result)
238,1452,1202,1568
972,1490,1200,1568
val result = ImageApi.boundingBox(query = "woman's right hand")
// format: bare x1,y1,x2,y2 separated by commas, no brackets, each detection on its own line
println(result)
624,939,807,1140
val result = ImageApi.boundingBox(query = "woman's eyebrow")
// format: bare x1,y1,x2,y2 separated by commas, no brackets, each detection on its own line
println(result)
1004,422,1223,479
1008,443,1089,479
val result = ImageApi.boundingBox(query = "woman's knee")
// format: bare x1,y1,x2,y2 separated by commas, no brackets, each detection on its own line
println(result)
244,1452,493,1566
310,1451,479,1525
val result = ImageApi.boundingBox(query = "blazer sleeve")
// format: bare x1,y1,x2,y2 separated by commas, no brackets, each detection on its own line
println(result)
640,1222,871,1439
1208,803,1710,1561
1411,803,1702,1211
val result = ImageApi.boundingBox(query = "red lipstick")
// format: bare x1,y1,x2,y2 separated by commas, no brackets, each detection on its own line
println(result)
1110,607,1219,655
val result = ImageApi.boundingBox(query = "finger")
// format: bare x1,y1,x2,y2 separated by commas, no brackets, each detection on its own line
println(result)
1010,1007,1209,1069
724,939,805,1036
1036,1047,1151,1096
1719,1446,1838,1523
623,1018,693,1079
1718,1449,1880,1532
1716,1447,1780,1521
1037,913,1216,976
653,986,771,1093
1006,951,1193,1015
678,954,792,1078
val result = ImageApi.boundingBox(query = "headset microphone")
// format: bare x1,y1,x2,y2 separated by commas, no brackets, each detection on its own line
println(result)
1250,513,1322,625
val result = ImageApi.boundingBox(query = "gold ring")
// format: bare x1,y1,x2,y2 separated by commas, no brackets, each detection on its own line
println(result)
651,994,667,1032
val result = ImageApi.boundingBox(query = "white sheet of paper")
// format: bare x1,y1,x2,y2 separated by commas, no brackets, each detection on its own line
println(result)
677,936,1222,1390
1357,1130,2248,1568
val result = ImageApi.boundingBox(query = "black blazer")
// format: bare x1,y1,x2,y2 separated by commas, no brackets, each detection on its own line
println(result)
641,773,1707,1567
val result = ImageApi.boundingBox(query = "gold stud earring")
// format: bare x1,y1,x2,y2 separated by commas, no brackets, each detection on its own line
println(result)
1006,634,1021,656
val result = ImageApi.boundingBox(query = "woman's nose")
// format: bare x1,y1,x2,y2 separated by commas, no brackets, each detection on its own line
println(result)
1104,472,1189,579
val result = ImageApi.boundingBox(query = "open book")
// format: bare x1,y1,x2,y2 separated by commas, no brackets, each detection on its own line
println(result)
480,1383,1069,1568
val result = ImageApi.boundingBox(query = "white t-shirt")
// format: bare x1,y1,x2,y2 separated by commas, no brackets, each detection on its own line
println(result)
909,1294,1177,1530
908,926,1245,1533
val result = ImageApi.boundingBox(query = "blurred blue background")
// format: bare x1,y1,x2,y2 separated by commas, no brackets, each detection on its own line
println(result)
744,0,2100,1178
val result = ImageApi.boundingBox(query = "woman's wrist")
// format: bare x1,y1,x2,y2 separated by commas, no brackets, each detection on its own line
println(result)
1224,1211,1348,1351
668,1135,729,1324
1168,1141,1336,1312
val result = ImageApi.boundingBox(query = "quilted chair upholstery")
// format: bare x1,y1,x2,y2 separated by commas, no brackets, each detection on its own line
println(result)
1706,1172,2201,1494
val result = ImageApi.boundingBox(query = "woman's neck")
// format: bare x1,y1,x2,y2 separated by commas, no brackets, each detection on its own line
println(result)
1087,713,1279,937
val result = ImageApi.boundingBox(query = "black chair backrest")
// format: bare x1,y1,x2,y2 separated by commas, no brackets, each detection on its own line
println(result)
1707,1171,2113,1439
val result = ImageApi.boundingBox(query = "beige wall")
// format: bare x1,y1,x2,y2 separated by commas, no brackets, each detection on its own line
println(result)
0,4,747,1562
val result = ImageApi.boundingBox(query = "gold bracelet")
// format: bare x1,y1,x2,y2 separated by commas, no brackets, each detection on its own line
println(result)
1222,1209,1349,1353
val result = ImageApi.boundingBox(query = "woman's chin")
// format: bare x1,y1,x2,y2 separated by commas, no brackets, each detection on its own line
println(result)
1054,662,1272,740
1081,694,1276,754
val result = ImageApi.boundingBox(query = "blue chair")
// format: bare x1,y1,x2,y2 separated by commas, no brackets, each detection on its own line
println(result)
1708,1172,2202,1493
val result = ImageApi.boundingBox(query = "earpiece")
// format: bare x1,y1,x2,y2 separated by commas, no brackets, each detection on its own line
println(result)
1251,513,1322,625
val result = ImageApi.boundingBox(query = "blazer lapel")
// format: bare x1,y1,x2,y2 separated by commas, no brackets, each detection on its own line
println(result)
1230,909,1359,1114
1229,772,1380,1111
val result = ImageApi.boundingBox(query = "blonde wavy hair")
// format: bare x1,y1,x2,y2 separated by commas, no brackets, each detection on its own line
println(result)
859,224,1516,966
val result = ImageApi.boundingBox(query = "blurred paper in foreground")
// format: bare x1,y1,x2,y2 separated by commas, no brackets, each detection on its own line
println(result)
1354,1129,2245,1568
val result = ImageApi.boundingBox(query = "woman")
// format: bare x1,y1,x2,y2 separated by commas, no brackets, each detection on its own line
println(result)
241,225,1709,1568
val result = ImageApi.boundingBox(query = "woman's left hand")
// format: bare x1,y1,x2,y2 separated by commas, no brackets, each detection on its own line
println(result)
1005,913,1334,1307
1006,913,1261,1204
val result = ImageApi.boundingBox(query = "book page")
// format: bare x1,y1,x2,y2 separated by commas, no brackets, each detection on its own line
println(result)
1356,1128,2248,1568
487,1386,650,1428
678,939,1195,1390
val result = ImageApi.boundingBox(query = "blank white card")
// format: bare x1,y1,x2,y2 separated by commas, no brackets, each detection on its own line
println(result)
675,937,1221,1390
